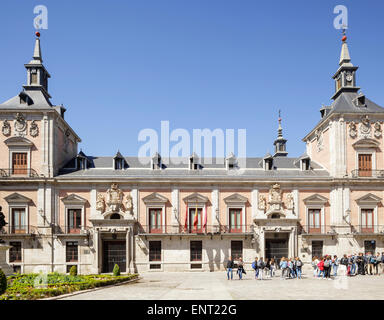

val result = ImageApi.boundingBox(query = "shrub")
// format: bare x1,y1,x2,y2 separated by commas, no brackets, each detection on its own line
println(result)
0,268,6,294
69,266,77,276
113,264,120,276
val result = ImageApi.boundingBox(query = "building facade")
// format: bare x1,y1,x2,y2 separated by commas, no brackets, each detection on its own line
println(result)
0,34,383,274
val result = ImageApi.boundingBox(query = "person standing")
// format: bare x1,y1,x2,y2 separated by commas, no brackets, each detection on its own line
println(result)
374,252,381,275
270,258,276,278
350,253,357,276
252,257,259,280
280,257,288,279
332,255,339,277
226,256,234,280
317,257,325,279
323,256,332,279
312,256,319,277
257,257,265,280
264,258,271,278
339,254,348,276
295,257,303,279
381,252,384,275
237,257,245,280
367,252,375,275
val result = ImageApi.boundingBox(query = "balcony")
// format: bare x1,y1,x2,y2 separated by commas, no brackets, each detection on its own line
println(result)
0,225,38,236
0,168,42,178
351,169,384,178
53,225,91,235
350,225,384,236
299,224,384,236
137,225,255,235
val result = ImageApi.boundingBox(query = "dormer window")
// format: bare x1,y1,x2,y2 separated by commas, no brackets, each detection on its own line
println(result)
225,153,237,170
78,158,87,170
189,153,200,170
113,151,125,170
263,153,273,170
151,152,161,170
357,94,366,107
302,159,310,170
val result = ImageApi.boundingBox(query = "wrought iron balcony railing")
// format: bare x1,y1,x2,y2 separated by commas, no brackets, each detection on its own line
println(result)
138,224,255,235
351,169,384,178
53,225,91,235
0,168,42,178
0,225,38,235
299,224,384,235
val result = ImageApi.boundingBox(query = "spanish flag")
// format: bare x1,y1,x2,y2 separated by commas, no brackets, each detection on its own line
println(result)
193,205,198,231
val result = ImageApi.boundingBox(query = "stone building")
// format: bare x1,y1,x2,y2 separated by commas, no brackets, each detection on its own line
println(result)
0,34,383,274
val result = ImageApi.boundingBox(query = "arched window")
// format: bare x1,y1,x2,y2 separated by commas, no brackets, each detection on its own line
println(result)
110,213,121,220
271,213,280,219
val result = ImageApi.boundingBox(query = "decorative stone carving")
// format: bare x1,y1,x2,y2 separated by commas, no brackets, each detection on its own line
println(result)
359,115,371,138
258,194,266,211
125,194,133,215
1,120,11,137
269,184,282,203
349,121,357,138
374,121,382,138
286,192,294,210
14,113,27,136
96,194,105,212
315,129,323,152
106,183,124,212
29,120,39,137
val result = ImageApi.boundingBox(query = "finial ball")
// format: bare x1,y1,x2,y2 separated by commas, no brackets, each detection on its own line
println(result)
342,35,347,42
35,31,40,38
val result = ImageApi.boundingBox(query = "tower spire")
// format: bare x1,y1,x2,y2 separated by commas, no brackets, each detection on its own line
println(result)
331,30,360,100
273,110,288,157
23,32,51,98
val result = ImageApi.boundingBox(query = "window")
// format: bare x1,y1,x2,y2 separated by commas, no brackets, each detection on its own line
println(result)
11,208,26,234
12,153,27,175
312,241,323,259
31,72,38,84
66,241,78,262
302,159,310,170
308,209,321,233
358,154,372,177
189,208,203,233
229,209,242,233
115,159,123,170
231,241,243,260
336,75,342,91
361,209,374,233
67,209,81,234
149,241,161,261
149,208,162,233
364,240,376,255
9,242,22,262
190,241,202,261
149,264,161,269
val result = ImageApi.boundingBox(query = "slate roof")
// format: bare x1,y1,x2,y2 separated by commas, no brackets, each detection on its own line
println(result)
328,92,384,115
57,156,328,179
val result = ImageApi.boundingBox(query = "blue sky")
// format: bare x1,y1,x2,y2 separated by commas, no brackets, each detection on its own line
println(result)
1,0,384,158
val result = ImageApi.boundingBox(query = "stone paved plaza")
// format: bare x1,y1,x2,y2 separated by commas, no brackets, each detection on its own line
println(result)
61,270,384,300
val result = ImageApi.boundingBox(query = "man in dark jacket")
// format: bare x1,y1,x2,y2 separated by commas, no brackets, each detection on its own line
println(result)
226,256,234,280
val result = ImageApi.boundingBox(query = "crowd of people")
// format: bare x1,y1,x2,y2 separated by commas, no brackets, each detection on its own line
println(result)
225,251,384,280
311,252,384,279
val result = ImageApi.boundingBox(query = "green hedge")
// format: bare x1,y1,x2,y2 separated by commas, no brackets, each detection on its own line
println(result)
1,273,138,300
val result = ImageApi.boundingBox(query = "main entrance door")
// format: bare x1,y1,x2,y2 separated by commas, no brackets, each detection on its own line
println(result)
265,235,289,265
102,241,126,273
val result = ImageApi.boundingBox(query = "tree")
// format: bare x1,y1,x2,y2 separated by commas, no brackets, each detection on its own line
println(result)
113,264,120,276
0,268,7,295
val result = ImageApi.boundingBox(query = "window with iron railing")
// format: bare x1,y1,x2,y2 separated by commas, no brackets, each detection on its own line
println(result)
12,153,27,175
149,208,162,234
229,209,242,233
308,209,321,233
189,208,203,233
361,209,374,233
11,208,26,234
67,209,81,234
